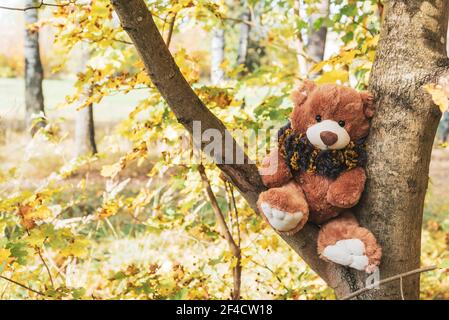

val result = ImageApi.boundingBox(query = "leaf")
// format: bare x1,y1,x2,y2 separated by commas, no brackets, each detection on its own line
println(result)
316,69,349,84
441,259,449,268
7,242,30,265
424,84,449,113
0,248,11,271
17,205,52,229
170,287,188,300
60,237,89,258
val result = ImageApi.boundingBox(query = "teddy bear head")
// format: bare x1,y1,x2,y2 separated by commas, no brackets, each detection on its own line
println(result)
290,81,375,150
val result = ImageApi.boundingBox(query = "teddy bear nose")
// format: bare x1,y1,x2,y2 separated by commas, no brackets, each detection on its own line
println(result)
320,131,338,146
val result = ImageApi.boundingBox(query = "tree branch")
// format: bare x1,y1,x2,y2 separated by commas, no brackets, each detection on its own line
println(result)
0,0,76,11
341,266,437,300
36,247,55,288
0,275,48,297
198,164,240,257
165,12,177,48
198,164,241,299
110,0,355,298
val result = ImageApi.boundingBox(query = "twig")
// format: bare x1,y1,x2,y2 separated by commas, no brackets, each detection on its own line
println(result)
222,16,256,28
250,258,288,291
229,183,241,247
341,265,437,300
36,247,55,288
0,275,48,297
0,0,75,11
165,12,177,48
224,181,236,239
349,16,375,37
198,164,242,300
83,37,132,45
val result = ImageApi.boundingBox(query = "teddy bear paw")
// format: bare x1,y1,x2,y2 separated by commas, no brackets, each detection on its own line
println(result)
321,239,371,272
259,202,305,233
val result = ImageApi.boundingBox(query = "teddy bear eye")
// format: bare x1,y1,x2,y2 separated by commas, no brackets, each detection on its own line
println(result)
315,115,322,122
338,120,345,127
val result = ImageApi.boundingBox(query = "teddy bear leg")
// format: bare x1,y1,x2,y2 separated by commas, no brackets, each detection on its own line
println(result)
257,181,309,235
317,212,381,273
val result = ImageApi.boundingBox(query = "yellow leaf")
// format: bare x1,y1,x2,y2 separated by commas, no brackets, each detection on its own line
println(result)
316,69,349,84
424,84,449,113
18,205,52,229
309,60,327,74
60,238,89,258
0,248,11,266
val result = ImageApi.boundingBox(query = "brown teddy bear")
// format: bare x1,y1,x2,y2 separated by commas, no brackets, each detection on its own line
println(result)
257,80,381,273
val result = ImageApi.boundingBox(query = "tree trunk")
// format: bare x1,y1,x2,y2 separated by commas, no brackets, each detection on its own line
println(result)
110,0,449,299
236,3,251,68
211,26,226,84
75,104,97,156
439,27,449,143
306,0,328,70
440,111,449,142
75,44,97,156
24,0,45,135
293,0,307,76
348,0,449,299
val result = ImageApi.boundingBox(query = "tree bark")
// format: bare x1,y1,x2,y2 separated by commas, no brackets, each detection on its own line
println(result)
75,103,97,156
110,0,449,299
349,0,449,299
24,0,45,134
211,26,226,84
75,44,97,156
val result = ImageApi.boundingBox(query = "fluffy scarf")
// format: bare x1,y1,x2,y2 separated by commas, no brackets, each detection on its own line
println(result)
278,122,367,179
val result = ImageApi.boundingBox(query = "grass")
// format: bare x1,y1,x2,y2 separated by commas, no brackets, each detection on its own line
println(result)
0,77,150,123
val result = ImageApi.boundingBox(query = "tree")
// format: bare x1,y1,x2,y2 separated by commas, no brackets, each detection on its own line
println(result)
75,43,97,156
210,25,226,84
354,0,449,299
294,0,329,76
110,0,449,299
439,30,449,143
440,112,449,142
24,0,45,134
306,0,328,70
236,2,251,68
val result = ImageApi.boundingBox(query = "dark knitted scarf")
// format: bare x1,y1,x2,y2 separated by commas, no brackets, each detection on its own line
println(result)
278,122,367,179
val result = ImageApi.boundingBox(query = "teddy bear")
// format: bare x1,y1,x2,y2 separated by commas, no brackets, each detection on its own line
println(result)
257,80,382,273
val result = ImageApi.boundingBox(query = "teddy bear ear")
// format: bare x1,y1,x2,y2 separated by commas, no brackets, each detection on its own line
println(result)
291,80,316,107
361,91,375,118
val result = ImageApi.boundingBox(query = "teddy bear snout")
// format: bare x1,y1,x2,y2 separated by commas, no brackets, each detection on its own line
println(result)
320,131,338,146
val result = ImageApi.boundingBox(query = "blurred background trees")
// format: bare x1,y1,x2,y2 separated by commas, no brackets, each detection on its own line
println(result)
24,0,46,134
0,0,448,300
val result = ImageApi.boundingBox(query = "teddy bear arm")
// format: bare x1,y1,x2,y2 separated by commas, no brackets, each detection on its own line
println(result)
259,148,292,188
326,167,366,208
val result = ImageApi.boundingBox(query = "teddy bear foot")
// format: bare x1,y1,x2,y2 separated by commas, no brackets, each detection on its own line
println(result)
317,212,381,273
257,182,309,235
321,239,371,271
259,202,305,233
